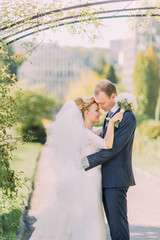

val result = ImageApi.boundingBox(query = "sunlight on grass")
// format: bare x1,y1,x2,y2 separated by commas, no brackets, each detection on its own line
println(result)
12,142,42,179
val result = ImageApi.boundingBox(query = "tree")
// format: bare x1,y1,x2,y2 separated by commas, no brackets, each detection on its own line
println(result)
95,52,106,76
133,46,159,119
65,71,101,100
0,79,18,195
104,63,118,84
15,88,57,124
0,45,25,83
145,46,159,118
14,88,58,143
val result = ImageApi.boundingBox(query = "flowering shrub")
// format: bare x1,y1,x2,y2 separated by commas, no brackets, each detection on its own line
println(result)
0,64,20,195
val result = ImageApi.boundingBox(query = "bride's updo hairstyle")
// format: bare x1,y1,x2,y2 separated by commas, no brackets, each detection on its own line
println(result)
74,97,96,118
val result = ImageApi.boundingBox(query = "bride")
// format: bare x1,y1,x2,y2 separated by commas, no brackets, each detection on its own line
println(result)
30,97,123,240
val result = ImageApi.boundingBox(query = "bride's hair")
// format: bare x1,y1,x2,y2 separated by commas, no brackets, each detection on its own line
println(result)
74,97,96,118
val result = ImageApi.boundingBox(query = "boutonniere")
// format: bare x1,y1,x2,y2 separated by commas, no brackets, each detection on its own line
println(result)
105,117,110,123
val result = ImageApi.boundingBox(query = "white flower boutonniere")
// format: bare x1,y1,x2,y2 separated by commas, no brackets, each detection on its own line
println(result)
105,117,111,123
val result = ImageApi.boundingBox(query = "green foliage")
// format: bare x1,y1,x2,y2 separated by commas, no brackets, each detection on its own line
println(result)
155,90,160,121
0,45,25,196
64,46,108,71
116,82,128,94
0,45,25,83
14,88,57,143
0,182,25,239
0,208,21,239
138,119,160,139
0,143,42,239
15,88,57,124
0,44,25,194
20,121,47,144
103,63,118,84
15,89,52,122
1,1,103,46
66,71,101,100
145,46,160,117
93,54,118,84
133,46,159,119
96,52,106,76
134,112,149,126
0,81,20,195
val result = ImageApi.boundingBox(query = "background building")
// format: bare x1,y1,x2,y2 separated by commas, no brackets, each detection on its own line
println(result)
120,20,160,92
18,43,87,99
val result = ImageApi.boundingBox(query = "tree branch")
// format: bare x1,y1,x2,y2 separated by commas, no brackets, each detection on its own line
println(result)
0,0,139,31
2,7,159,43
6,13,160,46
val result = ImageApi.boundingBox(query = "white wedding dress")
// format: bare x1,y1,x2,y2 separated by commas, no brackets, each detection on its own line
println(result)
30,101,107,240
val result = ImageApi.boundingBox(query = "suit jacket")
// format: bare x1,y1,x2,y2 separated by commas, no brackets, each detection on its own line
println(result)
85,110,136,188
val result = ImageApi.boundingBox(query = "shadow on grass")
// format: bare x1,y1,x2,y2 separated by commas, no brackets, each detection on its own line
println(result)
106,225,160,240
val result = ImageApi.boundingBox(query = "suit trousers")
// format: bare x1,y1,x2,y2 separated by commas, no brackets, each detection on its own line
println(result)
102,187,130,240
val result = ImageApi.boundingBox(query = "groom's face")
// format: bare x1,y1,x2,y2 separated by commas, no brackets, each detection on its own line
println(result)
94,91,115,112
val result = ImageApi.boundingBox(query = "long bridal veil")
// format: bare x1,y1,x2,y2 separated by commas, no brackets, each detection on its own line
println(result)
30,100,89,240
46,100,88,173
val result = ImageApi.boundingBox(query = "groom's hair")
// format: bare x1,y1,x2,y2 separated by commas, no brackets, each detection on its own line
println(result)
94,79,117,97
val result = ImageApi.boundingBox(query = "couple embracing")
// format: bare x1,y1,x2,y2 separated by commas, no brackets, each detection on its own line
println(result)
30,79,136,240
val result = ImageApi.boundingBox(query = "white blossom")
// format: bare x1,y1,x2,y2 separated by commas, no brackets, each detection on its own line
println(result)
115,92,138,112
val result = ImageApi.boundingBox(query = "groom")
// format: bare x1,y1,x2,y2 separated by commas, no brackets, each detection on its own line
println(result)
83,80,136,240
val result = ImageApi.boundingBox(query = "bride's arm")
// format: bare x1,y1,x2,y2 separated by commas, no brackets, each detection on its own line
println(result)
87,112,124,150
104,112,123,149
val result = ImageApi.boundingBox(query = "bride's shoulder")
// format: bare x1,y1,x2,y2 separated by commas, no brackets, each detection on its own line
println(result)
84,128,99,141
84,127,92,134
92,126,102,136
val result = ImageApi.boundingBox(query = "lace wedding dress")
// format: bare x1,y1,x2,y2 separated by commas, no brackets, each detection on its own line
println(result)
30,101,107,240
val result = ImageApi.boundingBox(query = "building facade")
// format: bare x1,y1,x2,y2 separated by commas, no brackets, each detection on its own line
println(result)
18,44,87,99
120,20,160,92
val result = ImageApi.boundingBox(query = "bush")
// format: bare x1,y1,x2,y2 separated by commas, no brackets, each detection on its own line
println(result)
133,46,159,119
135,112,149,125
138,119,160,139
20,121,47,144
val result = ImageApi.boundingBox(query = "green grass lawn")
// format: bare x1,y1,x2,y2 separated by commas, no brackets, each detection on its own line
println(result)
133,136,160,178
12,142,42,189
0,142,42,240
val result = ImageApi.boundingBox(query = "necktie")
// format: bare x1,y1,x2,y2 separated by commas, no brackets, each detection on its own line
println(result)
102,111,113,137
107,111,113,118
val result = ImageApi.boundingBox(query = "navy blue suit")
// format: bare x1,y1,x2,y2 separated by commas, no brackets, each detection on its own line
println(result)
85,109,136,240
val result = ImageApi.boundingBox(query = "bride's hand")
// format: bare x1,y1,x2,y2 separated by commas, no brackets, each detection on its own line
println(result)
109,112,124,124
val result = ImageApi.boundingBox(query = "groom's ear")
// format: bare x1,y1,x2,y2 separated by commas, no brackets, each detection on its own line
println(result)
111,93,116,100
